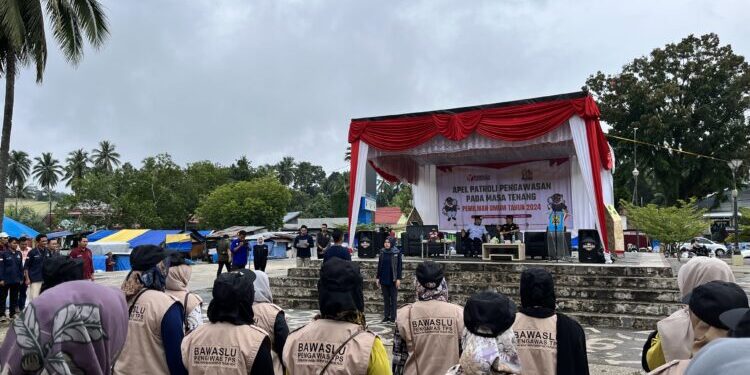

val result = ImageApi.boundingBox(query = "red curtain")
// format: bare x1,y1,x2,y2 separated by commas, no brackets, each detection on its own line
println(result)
349,95,612,170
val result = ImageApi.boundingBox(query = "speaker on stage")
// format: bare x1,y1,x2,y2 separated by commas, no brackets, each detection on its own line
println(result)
578,229,605,263
524,232,547,259
357,231,377,258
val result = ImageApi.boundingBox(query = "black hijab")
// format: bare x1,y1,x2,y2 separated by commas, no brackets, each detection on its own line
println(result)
519,268,556,317
318,257,364,317
207,269,256,325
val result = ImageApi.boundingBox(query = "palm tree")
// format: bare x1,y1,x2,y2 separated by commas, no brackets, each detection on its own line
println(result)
91,140,121,172
7,150,31,214
344,145,351,162
275,156,296,186
7,180,33,213
0,0,109,231
64,148,89,193
33,152,63,228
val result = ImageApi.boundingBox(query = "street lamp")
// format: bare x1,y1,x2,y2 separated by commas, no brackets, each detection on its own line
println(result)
728,159,743,255
632,127,640,251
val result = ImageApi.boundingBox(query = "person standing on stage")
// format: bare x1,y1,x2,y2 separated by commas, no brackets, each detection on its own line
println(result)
293,225,314,267
253,235,270,272
393,261,463,375
316,223,331,259
466,216,488,258
230,230,250,270
499,215,520,242
69,236,95,281
216,234,232,276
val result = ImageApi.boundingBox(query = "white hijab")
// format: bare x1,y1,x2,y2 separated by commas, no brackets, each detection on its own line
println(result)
253,270,273,304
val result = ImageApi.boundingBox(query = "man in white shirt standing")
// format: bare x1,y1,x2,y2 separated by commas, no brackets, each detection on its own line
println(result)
465,216,488,258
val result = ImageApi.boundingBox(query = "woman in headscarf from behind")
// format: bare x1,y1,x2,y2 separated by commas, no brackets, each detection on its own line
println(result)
642,257,734,371
446,291,521,375
252,270,289,374
181,269,274,374
512,268,589,375
0,280,128,374
165,252,203,334
114,245,187,375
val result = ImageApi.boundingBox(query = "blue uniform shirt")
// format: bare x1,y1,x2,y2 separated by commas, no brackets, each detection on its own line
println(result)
24,247,52,283
466,223,488,240
0,250,24,284
230,239,250,266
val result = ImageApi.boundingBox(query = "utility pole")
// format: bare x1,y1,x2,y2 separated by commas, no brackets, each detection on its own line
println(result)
632,127,640,251
728,159,743,256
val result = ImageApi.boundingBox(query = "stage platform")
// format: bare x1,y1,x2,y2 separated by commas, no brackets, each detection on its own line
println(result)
270,252,680,329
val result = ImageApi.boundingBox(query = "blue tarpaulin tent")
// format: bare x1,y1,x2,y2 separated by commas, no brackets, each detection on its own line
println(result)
47,230,73,240
87,230,118,242
3,217,39,238
128,230,181,248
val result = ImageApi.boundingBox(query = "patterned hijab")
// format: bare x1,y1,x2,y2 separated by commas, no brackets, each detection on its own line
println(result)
447,328,522,375
416,277,449,302
0,281,128,375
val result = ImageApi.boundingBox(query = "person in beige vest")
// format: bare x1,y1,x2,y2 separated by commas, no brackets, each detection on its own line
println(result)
649,281,749,375
642,257,734,371
512,268,589,375
393,261,464,375
253,270,289,375
181,269,274,374
283,257,391,375
447,291,521,375
115,245,187,375
165,252,204,334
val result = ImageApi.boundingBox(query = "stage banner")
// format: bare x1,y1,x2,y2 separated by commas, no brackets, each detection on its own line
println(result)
437,159,572,231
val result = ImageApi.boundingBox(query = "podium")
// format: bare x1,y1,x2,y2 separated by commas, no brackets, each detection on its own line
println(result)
547,212,568,260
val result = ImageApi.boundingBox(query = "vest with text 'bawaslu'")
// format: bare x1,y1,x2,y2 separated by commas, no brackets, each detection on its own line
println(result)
396,300,464,375
181,322,269,375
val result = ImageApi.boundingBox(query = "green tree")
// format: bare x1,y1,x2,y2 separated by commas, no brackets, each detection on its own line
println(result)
587,33,750,205
727,207,750,242
196,177,291,230
0,0,109,231
229,156,253,181
7,149,30,214
64,148,89,194
392,184,413,214
622,198,707,253
293,161,325,196
274,156,296,186
32,152,63,228
91,140,121,172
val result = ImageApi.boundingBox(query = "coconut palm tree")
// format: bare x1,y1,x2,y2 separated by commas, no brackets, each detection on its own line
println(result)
91,140,121,172
7,150,31,214
64,148,89,193
275,156,296,186
0,0,109,231
33,152,63,228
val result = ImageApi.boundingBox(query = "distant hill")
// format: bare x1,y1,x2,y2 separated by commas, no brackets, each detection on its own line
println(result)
5,199,56,215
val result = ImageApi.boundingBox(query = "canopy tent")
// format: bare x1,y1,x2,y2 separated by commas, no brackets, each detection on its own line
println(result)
46,230,73,240
128,230,181,248
87,229,119,242
94,229,149,243
347,92,615,252
2,217,39,238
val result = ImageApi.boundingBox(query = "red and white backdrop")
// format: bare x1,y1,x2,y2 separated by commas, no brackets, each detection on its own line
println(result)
436,160,572,230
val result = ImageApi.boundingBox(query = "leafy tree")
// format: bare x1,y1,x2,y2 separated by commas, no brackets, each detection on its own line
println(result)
587,34,750,205
293,161,326,196
5,206,46,233
64,148,89,194
726,207,750,242
7,150,30,213
229,156,253,181
196,177,291,230
621,198,707,252
33,152,63,228
0,0,109,231
274,156,296,186
392,184,413,214
91,140,121,173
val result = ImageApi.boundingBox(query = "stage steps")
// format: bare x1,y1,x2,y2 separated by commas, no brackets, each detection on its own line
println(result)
270,256,681,330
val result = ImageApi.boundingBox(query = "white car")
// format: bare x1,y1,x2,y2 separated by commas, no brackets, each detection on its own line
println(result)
679,237,728,257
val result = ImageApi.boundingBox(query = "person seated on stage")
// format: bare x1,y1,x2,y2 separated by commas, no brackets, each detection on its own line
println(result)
392,261,463,375
512,268,589,375
428,227,440,242
466,216,488,258
499,215,520,242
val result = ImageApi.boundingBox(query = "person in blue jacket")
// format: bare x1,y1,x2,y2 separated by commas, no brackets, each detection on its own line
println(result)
24,234,53,302
0,237,24,321
376,238,403,323
322,229,352,263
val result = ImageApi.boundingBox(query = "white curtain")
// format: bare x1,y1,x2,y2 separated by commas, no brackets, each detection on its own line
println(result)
347,141,369,245
570,155,596,237
569,115,605,244
413,165,438,225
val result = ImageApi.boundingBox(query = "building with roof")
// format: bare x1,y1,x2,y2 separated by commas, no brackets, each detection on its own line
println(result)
373,207,404,226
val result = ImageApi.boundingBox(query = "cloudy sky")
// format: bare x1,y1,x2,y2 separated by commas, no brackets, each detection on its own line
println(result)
8,0,750,174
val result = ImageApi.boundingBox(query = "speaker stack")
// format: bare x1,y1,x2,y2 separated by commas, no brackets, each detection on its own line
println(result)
357,231,377,258
577,229,605,263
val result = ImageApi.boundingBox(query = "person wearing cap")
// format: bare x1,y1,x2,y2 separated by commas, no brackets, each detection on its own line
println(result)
40,256,84,293
465,216,487,258
253,235,270,272
683,338,750,375
0,237,23,322
648,280,749,375
323,228,352,263
446,291,522,375
165,252,204,334
393,261,464,375
642,257,735,371
376,237,402,323
24,234,53,302
0,232,9,251
181,269,274,374
512,268,589,375
720,306,750,338
283,257,390,375
115,245,187,375
253,270,289,375
69,236,95,281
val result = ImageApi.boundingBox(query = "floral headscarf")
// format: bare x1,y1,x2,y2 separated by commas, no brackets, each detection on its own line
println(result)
447,328,522,375
121,259,170,301
416,277,449,302
0,281,128,375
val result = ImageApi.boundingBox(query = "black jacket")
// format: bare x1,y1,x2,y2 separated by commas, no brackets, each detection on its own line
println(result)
0,250,23,284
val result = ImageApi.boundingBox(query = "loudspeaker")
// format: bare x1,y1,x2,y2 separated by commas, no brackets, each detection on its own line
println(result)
400,233,421,256
524,232,547,259
357,231,377,258
577,229,605,263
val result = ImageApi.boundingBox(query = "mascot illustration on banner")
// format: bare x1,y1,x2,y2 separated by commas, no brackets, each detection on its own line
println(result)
547,193,568,232
442,197,458,221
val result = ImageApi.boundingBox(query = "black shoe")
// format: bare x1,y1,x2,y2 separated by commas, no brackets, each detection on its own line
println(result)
381,318,389,323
